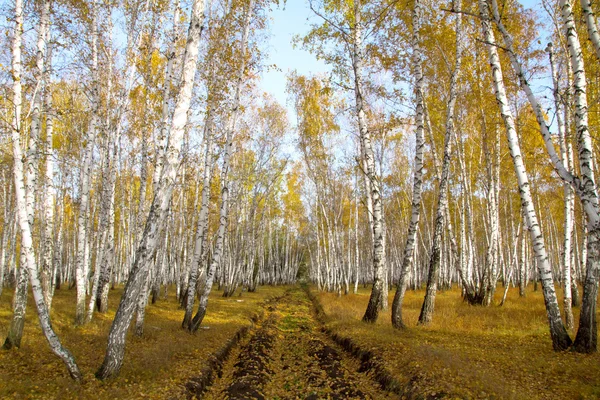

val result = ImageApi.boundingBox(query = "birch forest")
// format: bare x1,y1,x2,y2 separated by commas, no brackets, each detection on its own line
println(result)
1,0,600,398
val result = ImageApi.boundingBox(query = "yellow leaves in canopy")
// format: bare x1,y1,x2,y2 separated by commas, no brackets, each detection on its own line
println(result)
517,106,557,191
51,81,88,158
287,72,339,169
321,0,355,24
257,94,289,142
288,72,339,139
282,163,306,228
150,49,165,80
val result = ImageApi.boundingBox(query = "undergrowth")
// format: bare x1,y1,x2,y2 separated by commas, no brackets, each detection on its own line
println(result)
316,284,600,400
0,285,287,399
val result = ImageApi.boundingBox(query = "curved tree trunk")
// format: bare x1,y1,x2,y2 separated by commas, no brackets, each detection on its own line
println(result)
95,0,207,379
480,0,572,351
6,0,81,378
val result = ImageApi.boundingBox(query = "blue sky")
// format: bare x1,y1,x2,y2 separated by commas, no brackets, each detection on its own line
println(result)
259,0,542,115
259,1,330,110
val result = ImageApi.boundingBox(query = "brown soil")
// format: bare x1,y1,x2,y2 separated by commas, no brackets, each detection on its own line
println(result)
201,288,393,400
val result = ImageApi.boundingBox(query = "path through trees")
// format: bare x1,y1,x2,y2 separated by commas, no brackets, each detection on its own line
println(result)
201,287,394,400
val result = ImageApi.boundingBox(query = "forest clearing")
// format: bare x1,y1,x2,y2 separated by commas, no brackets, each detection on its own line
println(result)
3,0,600,397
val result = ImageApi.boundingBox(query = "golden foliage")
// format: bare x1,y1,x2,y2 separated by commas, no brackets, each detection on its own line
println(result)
317,286,600,399
0,285,287,399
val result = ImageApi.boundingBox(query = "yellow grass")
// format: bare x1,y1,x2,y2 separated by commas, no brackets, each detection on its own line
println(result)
0,285,287,399
317,284,600,400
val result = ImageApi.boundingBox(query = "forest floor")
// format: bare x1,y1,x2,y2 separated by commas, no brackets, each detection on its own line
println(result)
2,283,600,399
0,284,288,399
315,284,600,400
203,287,394,400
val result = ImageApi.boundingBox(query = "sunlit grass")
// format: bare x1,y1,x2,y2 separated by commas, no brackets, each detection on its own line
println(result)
0,284,287,399
317,284,600,399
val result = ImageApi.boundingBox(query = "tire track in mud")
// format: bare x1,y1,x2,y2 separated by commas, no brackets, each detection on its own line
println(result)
201,288,394,400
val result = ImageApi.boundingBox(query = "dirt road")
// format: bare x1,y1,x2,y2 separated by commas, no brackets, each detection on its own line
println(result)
201,288,394,400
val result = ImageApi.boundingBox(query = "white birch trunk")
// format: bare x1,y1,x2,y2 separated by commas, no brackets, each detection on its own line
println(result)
182,100,215,329
153,5,181,191
353,0,386,323
391,0,424,329
41,37,55,308
75,0,100,325
190,0,254,332
580,0,600,60
558,0,600,353
96,0,207,379
26,0,51,228
418,0,463,325
480,0,572,350
7,0,81,378
492,0,599,352
548,44,575,330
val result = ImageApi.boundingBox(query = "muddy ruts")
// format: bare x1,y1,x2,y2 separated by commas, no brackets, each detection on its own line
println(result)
184,325,250,399
306,338,366,400
303,285,403,395
225,315,276,399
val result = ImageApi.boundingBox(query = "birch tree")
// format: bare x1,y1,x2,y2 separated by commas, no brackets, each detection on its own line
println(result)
351,0,386,323
489,0,600,352
189,0,255,332
5,0,82,380
548,42,574,330
478,0,572,350
75,0,100,325
391,0,424,329
96,0,208,379
4,0,52,347
418,0,464,325
41,38,55,309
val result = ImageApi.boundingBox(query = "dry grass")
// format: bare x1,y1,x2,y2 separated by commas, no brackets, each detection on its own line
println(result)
0,285,287,399
317,284,600,400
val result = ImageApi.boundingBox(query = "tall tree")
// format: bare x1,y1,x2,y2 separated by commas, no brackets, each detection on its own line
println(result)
96,0,208,379
418,0,464,325
391,0,425,329
478,0,572,350
6,0,82,380
189,0,255,332
351,0,386,323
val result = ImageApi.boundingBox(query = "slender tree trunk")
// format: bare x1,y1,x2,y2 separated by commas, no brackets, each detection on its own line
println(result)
4,264,28,350
182,106,214,329
354,172,360,294
548,44,575,330
480,0,572,350
41,38,55,308
0,190,13,298
75,0,100,325
391,0,424,329
495,0,600,352
95,0,207,379
418,0,463,325
352,0,385,323
6,0,81,378
558,0,600,354
190,0,254,332
580,0,600,60
153,5,181,191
